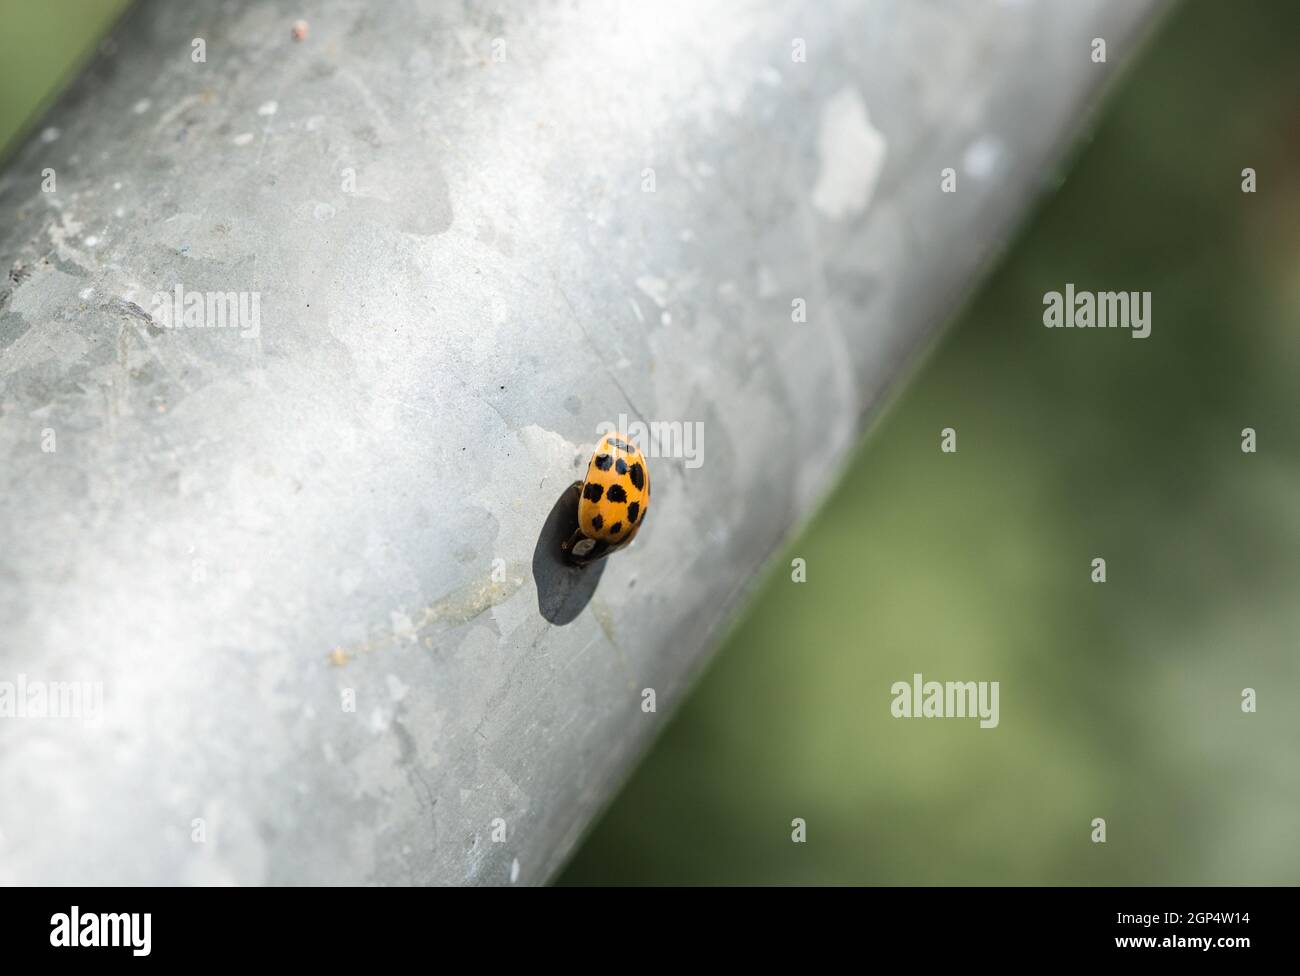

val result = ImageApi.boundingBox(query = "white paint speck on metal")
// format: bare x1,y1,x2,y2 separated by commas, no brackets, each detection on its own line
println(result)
812,87,888,220
963,135,1007,181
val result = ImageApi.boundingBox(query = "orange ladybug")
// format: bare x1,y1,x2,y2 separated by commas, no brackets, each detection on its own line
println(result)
563,433,650,565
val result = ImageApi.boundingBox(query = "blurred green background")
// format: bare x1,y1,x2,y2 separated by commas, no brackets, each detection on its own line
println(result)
0,0,130,158
564,0,1300,884
5,1,1296,885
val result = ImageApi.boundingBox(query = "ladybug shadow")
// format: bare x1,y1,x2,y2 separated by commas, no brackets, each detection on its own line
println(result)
532,481,606,625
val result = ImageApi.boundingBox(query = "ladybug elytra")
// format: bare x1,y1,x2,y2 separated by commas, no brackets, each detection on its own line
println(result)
562,433,650,565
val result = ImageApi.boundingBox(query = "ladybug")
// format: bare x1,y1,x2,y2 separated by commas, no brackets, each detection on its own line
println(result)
562,433,650,565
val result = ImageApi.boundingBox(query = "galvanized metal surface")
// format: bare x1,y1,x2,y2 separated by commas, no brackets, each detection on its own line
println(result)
0,0,1162,883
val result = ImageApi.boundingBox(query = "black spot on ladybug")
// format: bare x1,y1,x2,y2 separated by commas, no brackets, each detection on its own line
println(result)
615,457,628,475
626,501,639,523
628,463,645,490
583,482,604,503
608,437,635,453
608,521,622,536
594,454,613,471
606,484,627,503
591,513,603,531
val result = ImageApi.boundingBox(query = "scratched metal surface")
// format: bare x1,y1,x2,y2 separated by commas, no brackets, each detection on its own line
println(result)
0,0,1162,884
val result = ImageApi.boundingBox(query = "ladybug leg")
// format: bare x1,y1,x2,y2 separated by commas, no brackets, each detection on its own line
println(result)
563,530,604,567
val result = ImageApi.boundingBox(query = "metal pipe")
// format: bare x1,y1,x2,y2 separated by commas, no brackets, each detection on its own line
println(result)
0,0,1164,883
